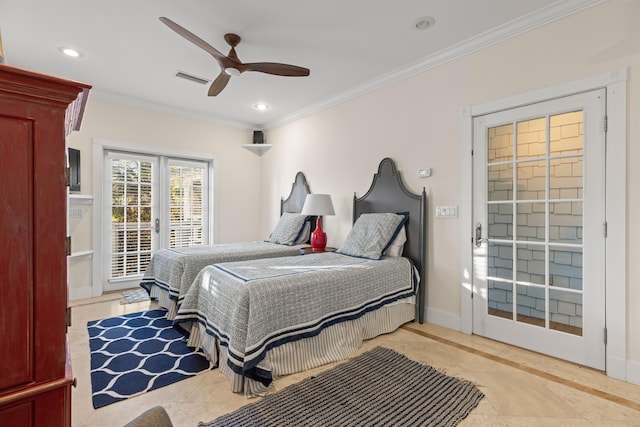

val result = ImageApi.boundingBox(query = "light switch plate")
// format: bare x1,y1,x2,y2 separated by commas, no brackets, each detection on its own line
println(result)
418,168,432,178
435,206,458,218
69,208,84,218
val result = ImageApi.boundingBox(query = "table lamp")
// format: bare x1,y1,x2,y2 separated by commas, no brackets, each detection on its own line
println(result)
301,194,335,252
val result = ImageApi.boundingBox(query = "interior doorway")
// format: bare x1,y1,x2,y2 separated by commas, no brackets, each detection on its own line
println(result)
460,70,627,379
472,90,606,370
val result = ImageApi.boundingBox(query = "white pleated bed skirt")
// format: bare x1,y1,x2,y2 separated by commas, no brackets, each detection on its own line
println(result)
185,299,416,397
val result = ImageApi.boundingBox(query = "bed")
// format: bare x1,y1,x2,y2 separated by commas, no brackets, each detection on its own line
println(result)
140,172,315,319
175,158,427,396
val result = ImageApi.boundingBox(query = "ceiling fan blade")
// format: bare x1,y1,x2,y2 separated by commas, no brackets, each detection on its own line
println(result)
208,72,231,96
159,17,231,68
240,62,310,77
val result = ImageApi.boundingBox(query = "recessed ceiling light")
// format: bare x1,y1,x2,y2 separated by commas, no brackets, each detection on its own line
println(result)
254,103,270,111
59,47,83,58
413,16,435,31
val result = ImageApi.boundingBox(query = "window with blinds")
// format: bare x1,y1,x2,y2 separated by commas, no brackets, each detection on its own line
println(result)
106,153,211,284
110,157,154,279
168,160,208,248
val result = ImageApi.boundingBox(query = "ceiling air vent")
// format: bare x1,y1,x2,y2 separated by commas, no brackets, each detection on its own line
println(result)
175,71,210,85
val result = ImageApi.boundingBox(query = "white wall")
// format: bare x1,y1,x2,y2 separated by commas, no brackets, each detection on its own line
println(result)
261,0,640,373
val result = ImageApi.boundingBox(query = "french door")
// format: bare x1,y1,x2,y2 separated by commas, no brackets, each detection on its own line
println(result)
102,151,210,291
472,89,606,370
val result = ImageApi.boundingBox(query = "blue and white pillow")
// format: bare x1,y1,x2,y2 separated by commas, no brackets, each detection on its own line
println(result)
337,212,408,260
266,212,309,245
293,221,311,245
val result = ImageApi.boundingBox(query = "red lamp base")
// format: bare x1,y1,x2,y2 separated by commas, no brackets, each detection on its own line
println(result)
310,217,327,252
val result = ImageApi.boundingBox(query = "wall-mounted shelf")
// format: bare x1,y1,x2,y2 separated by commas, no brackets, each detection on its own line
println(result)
69,194,94,203
69,250,93,259
242,144,272,156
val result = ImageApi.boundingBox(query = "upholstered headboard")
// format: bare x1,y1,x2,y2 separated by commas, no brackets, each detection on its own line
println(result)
353,158,427,323
281,172,311,214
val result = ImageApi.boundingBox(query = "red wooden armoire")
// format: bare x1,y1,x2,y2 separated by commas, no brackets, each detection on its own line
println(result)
0,65,90,426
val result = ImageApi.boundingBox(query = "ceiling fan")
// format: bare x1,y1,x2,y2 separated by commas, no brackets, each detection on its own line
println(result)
160,17,310,96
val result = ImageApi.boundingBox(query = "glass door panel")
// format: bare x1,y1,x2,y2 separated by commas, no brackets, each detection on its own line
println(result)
106,154,158,290
102,152,211,292
168,160,209,248
473,89,605,370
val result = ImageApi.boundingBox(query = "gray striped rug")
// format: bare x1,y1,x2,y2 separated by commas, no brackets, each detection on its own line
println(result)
200,346,484,427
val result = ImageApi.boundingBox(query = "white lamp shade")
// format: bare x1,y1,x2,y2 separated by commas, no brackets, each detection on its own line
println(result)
301,194,335,216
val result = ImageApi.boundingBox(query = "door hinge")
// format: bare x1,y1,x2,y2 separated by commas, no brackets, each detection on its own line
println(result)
603,327,607,345
66,306,72,328
603,222,608,238
65,166,71,187
65,236,72,256
603,115,608,133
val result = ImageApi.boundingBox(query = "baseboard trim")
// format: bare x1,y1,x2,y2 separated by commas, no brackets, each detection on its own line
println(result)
426,307,461,332
625,358,640,386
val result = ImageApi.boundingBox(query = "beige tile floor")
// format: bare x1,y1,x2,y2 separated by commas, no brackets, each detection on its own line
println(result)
69,292,640,426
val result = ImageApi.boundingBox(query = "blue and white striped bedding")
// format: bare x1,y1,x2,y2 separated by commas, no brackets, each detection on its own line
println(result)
139,242,302,319
174,252,417,394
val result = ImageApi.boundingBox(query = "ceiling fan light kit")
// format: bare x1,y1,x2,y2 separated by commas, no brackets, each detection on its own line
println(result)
159,17,310,96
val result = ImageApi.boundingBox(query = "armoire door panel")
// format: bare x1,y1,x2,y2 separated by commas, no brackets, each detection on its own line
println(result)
0,116,34,390
0,401,32,426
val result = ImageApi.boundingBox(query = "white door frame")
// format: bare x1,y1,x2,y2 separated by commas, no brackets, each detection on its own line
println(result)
472,90,606,369
460,69,627,381
92,137,218,297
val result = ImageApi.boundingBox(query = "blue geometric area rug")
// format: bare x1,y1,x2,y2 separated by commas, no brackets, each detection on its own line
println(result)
88,309,211,409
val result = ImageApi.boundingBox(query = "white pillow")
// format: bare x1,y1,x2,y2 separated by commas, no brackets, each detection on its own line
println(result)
383,225,406,257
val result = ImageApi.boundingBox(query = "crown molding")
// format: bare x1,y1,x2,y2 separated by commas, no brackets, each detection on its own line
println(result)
90,89,253,130
265,0,607,130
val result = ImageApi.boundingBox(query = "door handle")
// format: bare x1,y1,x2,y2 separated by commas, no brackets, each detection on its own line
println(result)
155,218,160,233
475,222,484,247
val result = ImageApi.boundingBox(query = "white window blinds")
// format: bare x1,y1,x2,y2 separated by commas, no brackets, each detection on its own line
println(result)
168,159,209,248
109,155,155,279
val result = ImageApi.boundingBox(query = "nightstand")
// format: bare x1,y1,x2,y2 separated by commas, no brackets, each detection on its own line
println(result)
300,246,337,255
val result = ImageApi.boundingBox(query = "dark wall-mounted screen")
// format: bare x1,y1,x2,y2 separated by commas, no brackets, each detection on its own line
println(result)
69,148,81,192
